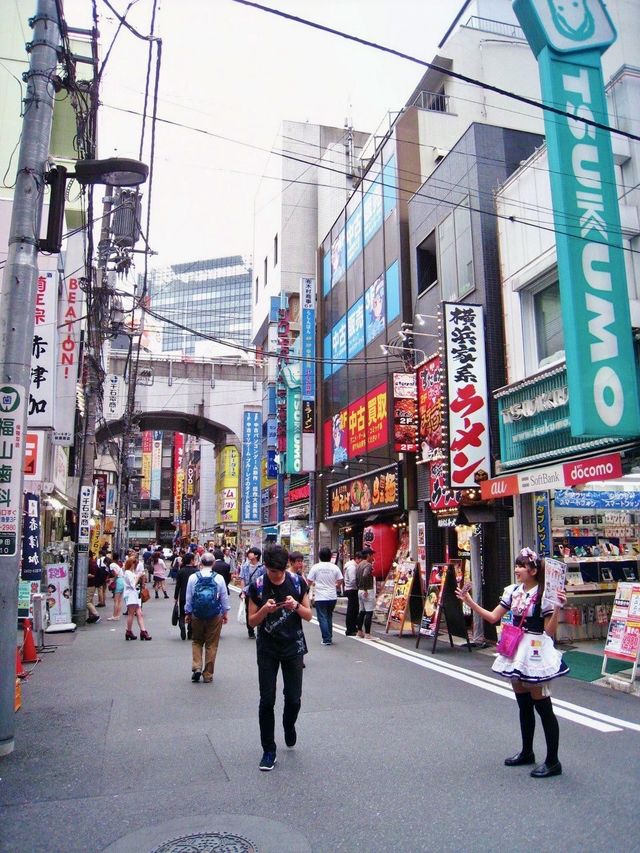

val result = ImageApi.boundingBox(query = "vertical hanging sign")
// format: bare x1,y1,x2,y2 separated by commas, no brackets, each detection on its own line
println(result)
514,0,640,437
141,431,152,500
151,431,162,500
443,303,490,488
28,271,57,428
0,385,26,556
54,240,85,445
77,485,92,553
300,277,316,471
21,493,42,581
242,410,261,523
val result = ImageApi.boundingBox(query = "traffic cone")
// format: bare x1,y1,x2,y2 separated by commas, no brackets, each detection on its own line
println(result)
14,677,21,712
16,646,26,679
21,618,38,664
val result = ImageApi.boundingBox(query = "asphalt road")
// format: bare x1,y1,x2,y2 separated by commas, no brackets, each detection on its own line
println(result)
1,588,639,853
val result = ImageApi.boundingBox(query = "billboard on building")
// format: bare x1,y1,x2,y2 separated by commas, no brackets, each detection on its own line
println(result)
141,431,152,500
151,431,162,500
241,410,261,523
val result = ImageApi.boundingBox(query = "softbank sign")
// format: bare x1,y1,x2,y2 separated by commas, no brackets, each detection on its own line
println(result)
514,0,640,437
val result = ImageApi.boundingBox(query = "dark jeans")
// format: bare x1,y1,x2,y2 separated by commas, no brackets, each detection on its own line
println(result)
315,599,336,642
345,589,359,634
257,652,304,752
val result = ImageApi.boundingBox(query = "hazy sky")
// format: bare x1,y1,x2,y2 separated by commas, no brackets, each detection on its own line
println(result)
64,0,461,267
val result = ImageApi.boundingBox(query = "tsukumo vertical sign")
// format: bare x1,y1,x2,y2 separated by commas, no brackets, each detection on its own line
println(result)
514,0,640,437
443,303,490,488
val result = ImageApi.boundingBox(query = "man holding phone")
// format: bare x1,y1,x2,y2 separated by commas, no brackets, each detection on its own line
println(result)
247,544,312,772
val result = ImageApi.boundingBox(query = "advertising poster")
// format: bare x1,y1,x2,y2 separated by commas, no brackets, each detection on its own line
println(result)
28,270,57,428
374,565,399,625
417,355,443,459
327,465,399,519
386,560,418,635
347,297,365,359
151,431,163,500
21,493,42,581
173,432,184,520
348,383,388,458
217,445,239,524
141,430,153,500
418,564,447,638
18,580,40,620
393,373,418,452
300,276,316,402
443,303,490,487
364,274,385,344
604,583,640,663
542,557,567,610
45,563,72,625
54,243,84,444
241,410,261,523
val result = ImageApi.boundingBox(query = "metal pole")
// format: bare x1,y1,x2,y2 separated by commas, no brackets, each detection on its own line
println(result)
73,186,113,624
0,0,60,757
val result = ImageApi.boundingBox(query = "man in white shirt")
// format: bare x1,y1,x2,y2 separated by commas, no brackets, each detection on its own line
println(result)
185,552,230,683
307,547,343,645
342,551,363,636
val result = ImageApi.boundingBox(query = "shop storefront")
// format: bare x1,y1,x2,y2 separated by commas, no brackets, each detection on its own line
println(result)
483,364,640,646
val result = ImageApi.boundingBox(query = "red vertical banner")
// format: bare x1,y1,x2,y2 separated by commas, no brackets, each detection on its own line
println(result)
393,373,418,452
173,433,184,520
417,355,443,457
140,431,153,500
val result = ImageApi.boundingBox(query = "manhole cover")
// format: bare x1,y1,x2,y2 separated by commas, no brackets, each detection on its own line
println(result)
152,833,258,853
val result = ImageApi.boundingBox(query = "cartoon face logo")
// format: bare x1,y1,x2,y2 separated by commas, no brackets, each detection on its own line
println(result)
547,0,594,40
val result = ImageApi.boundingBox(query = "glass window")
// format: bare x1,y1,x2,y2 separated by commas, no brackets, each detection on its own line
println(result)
438,198,474,301
533,279,564,366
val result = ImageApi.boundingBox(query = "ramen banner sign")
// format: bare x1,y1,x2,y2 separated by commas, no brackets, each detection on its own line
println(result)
326,464,400,519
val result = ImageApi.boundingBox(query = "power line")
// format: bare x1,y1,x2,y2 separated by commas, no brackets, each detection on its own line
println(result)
229,0,640,143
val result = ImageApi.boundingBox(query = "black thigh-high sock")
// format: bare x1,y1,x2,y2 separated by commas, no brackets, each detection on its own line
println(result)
515,692,535,754
533,696,560,765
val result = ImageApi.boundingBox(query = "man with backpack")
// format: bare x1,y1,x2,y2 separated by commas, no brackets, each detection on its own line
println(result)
184,552,230,683
247,545,312,771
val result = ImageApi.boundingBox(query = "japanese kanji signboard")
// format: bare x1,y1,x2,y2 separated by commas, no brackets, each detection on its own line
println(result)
29,271,57,428
0,384,26,556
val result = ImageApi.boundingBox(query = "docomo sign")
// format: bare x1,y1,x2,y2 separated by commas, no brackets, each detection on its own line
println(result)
514,0,640,437
481,452,622,499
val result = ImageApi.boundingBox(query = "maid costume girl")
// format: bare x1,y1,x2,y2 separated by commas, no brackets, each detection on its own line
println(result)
492,583,569,684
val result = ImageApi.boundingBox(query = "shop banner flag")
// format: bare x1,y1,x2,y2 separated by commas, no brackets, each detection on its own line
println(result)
514,0,640,437
21,493,42,581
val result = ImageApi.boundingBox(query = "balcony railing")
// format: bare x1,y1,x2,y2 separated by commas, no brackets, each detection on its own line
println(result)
465,16,525,40
411,90,452,113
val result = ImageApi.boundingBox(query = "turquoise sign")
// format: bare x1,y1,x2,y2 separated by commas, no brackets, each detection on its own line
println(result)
514,0,640,438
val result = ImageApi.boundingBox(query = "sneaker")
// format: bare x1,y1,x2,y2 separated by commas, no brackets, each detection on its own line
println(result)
86,615,98,624
284,726,297,748
259,751,277,771
191,670,201,683
321,640,332,645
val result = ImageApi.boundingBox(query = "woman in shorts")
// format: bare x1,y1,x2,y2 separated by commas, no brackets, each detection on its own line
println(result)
123,559,152,641
151,549,169,599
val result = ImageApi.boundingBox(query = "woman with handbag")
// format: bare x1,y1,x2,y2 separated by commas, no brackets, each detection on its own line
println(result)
123,559,152,641
456,548,567,778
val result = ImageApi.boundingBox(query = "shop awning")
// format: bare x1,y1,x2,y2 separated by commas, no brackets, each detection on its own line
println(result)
456,506,496,524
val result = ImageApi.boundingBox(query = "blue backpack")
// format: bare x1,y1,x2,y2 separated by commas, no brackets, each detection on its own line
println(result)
192,572,223,619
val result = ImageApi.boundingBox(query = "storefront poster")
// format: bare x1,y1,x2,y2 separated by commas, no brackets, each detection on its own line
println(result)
21,493,42,581
18,579,40,620
417,355,443,458
373,565,398,625
418,564,448,637
348,383,388,457
443,303,490,487
604,583,640,662
45,563,72,625
386,560,417,634
364,274,385,344
347,297,365,359
326,464,399,519
141,431,153,500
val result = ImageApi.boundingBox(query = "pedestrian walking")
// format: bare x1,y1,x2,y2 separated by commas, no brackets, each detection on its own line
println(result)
174,551,197,640
184,552,230,683
456,547,568,778
247,544,311,771
94,553,108,608
86,552,101,624
123,560,152,641
356,548,376,638
240,547,265,639
342,551,362,636
212,548,231,593
307,546,342,645
152,549,170,599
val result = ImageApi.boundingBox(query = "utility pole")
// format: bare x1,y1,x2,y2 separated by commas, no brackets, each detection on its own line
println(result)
73,187,114,624
0,0,60,757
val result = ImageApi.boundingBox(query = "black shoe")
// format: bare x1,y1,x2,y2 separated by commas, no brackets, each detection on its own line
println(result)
191,670,201,683
284,726,297,748
180,626,186,641
155,592,159,599
531,761,562,778
259,751,277,771
248,631,256,639
345,631,357,636
86,615,99,624
504,751,536,766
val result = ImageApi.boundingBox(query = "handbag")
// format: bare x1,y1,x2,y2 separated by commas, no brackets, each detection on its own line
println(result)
171,601,179,626
496,594,536,658
140,584,150,603
108,579,116,592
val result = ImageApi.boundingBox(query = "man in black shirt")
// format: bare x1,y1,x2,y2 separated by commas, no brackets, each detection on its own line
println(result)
174,551,197,640
248,544,311,772
212,549,231,592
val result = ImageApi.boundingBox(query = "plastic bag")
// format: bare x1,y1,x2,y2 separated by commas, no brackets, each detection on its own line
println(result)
237,597,246,625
